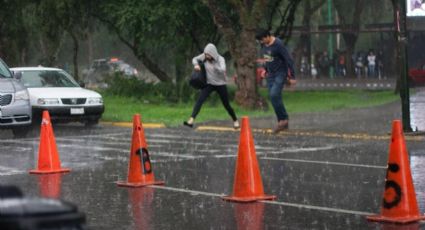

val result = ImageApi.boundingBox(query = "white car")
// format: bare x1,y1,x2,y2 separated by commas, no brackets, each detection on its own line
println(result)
11,67,104,126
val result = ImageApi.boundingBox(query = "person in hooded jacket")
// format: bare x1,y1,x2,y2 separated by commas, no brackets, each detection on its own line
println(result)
183,43,239,129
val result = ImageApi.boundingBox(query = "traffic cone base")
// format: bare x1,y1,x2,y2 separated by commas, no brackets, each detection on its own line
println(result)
367,215,425,224
222,194,276,203
116,180,164,188
30,168,70,174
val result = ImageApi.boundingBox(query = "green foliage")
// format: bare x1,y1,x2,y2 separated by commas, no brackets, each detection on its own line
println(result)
103,73,236,104
98,0,216,53
0,0,30,65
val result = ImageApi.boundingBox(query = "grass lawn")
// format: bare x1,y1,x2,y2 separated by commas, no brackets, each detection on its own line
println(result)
101,89,399,126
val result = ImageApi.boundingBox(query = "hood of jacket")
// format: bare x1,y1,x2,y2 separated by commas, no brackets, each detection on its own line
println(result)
203,43,220,60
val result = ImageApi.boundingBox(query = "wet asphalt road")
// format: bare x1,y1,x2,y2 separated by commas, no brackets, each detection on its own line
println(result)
1,87,425,229
0,120,425,230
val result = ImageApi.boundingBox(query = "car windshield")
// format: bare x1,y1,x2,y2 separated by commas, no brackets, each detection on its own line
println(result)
0,59,12,78
20,70,80,88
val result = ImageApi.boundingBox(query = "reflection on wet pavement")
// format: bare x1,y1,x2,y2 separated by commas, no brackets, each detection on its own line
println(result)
410,87,425,131
128,187,154,230
36,174,63,199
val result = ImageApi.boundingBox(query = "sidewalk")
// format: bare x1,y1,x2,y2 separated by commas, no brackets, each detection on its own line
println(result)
252,102,402,135
202,101,402,136
204,85,425,136
292,78,395,90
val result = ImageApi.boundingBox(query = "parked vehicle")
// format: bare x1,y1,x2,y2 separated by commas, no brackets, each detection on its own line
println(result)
82,58,139,85
0,58,32,137
408,63,425,86
108,58,138,77
11,67,104,126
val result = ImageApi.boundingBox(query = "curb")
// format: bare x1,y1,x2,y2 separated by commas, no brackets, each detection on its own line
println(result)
196,125,425,141
101,121,166,128
100,122,425,141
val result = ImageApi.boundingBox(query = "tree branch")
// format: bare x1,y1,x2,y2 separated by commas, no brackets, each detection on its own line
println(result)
93,13,171,82
311,0,326,13
202,0,238,47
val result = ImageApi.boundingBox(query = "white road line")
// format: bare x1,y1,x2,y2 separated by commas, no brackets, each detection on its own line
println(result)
212,146,335,158
0,166,25,176
213,154,237,158
149,185,373,216
150,185,224,197
261,157,386,169
261,200,374,216
264,146,336,154
153,152,204,159
60,132,129,139
57,136,237,148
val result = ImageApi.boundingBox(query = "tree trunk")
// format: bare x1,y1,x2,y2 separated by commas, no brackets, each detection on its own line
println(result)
38,32,65,67
334,0,364,78
202,0,267,109
19,47,27,66
293,1,313,78
95,16,173,82
342,33,358,77
136,51,171,82
233,29,267,110
392,0,401,93
70,31,79,82
87,29,93,66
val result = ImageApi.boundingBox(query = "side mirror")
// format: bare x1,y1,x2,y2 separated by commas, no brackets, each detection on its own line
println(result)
13,71,22,80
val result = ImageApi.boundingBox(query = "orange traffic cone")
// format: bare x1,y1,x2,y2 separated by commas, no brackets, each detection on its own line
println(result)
222,116,276,202
29,111,70,174
117,114,164,187
367,120,425,224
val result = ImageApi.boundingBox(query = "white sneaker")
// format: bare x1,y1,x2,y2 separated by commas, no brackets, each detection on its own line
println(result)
233,120,240,129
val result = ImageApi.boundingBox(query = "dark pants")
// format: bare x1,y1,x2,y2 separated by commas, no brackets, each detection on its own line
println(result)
191,84,237,121
267,72,288,121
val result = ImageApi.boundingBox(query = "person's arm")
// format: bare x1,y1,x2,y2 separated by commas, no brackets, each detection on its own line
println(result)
278,45,295,79
214,56,226,74
277,44,296,86
192,53,205,71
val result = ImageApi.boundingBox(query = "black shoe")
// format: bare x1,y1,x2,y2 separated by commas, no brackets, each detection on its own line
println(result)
183,121,193,128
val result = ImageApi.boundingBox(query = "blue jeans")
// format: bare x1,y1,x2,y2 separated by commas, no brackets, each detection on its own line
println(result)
267,72,288,121
368,64,376,78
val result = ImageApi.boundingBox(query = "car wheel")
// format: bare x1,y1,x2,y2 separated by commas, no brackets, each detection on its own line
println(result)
12,127,30,138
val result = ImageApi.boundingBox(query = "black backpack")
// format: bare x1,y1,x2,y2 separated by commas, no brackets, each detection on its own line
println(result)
189,60,207,89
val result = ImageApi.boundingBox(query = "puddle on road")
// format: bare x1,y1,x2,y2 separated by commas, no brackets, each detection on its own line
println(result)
410,88,425,132
410,155,425,211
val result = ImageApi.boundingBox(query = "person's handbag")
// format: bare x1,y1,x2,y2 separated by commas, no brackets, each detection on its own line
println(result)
189,60,207,89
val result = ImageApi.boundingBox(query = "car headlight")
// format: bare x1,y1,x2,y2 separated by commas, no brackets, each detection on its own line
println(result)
87,97,103,104
37,98,60,105
15,90,29,101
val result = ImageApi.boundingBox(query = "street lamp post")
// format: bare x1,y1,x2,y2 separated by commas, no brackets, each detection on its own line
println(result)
327,0,334,79
395,0,413,132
